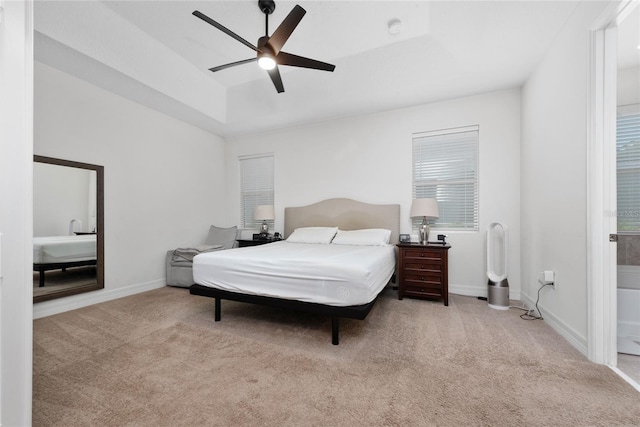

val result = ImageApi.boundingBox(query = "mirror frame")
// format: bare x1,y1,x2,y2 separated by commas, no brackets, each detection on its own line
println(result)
33,155,104,303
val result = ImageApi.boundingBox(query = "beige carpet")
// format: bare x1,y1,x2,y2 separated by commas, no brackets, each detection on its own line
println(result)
33,287,640,426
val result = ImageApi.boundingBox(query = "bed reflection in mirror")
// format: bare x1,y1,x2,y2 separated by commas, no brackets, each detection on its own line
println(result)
33,156,104,303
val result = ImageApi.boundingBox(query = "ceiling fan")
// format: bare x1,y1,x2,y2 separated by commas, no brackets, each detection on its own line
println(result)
193,0,335,93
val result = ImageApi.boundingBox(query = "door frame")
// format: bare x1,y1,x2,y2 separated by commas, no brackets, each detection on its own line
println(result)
586,0,637,366
0,0,34,424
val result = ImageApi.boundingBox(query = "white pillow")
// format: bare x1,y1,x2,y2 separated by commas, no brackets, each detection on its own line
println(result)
286,227,338,244
331,229,391,246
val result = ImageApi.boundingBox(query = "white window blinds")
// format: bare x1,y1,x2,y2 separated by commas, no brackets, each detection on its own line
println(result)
239,154,274,229
412,126,479,230
617,105,640,233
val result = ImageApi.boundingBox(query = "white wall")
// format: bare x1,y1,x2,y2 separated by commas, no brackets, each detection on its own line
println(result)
33,62,227,316
521,1,612,354
226,89,521,298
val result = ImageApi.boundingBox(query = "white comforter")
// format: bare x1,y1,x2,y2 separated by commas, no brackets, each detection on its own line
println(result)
193,241,396,307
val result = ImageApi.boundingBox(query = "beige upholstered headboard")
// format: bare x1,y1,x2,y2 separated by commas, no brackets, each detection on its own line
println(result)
284,198,400,244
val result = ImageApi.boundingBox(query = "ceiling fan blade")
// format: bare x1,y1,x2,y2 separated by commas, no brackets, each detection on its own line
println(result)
268,5,306,55
277,51,335,72
209,58,257,72
266,66,285,93
193,10,259,53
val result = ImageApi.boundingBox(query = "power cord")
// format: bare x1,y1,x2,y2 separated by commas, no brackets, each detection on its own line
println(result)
520,283,553,320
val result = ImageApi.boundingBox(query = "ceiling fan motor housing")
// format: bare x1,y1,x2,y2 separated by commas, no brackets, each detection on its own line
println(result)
259,0,276,15
257,36,276,68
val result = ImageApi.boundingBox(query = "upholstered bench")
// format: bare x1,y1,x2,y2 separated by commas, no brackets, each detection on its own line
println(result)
166,225,245,288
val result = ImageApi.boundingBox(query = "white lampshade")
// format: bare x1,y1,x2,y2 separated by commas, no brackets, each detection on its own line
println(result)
410,198,439,219
254,205,275,221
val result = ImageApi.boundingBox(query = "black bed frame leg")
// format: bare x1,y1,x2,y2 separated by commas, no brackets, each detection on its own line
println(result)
39,271,45,287
331,317,339,345
214,297,221,322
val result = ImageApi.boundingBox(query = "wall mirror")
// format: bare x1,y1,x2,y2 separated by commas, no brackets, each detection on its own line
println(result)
33,155,104,303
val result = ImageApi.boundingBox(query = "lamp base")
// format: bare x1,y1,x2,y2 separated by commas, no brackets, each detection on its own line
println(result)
418,218,430,245
260,221,269,236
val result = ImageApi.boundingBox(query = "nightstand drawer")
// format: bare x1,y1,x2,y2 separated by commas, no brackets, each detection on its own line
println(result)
404,284,443,298
403,248,443,261
403,261,443,274
404,273,442,285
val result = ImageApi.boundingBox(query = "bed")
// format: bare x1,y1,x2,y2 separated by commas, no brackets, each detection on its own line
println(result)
33,234,97,287
190,198,400,344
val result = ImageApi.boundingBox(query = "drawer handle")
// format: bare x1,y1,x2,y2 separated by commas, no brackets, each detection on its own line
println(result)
421,276,425,280
420,253,424,257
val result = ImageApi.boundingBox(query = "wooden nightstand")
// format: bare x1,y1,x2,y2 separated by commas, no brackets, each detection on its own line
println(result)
236,239,275,248
397,243,451,306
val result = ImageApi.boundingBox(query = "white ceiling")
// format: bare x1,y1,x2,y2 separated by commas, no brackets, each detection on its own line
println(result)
34,1,588,137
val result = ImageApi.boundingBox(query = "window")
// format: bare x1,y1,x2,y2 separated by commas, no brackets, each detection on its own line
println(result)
617,106,640,233
412,126,479,230
239,154,274,229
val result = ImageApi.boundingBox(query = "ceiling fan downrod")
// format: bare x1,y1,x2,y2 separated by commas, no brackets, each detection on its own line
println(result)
259,0,276,36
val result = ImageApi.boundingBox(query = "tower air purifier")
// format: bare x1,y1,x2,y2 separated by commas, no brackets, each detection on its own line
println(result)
486,222,509,310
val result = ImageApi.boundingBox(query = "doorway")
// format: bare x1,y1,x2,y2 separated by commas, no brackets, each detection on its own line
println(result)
588,0,639,389
615,2,640,383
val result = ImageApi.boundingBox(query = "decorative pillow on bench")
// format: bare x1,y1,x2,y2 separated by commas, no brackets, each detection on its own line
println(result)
171,245,225,263
166,225,242,288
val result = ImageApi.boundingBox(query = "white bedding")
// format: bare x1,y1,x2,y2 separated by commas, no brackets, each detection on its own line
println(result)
193,241,396,307
33,235,97,264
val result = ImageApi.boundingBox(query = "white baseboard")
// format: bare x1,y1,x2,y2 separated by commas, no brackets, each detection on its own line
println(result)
521,293,588,357
609,366,640,392
33,279,166,319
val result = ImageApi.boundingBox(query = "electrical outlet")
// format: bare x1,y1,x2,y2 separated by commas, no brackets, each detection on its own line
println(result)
544,270,555,289
538,270,556,289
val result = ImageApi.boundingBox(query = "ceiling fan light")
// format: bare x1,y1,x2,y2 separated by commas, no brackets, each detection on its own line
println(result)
258,55,276,70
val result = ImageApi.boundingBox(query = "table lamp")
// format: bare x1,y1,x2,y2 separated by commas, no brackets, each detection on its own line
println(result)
410,198,439,244
254,205,275,236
